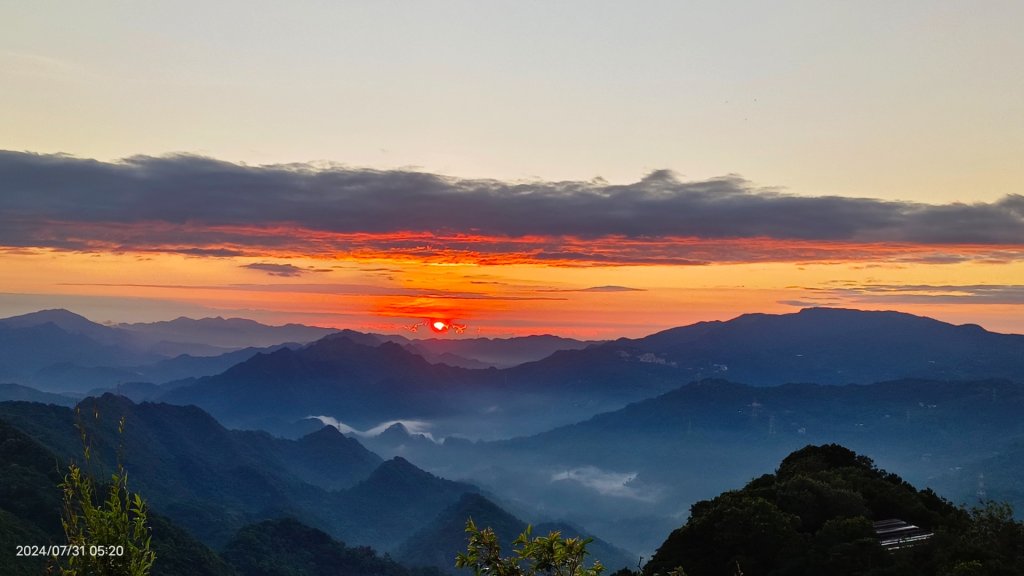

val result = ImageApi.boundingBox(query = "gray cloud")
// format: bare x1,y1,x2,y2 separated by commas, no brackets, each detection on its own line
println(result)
58,281,565,301
549,466,656,501
777,299,825,307
579,285,645,292
810,284,1024,305
539,285,646,293
241,263,318,277
2,151,1022,263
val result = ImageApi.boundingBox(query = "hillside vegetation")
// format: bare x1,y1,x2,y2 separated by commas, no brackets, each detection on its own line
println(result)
644,444,1024,576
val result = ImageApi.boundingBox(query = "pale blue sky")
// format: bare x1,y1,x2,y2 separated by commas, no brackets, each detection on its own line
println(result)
2,1,1022,202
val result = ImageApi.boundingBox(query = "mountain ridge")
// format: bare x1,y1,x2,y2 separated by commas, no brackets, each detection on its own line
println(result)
157,307,1024,439
0,395,495,553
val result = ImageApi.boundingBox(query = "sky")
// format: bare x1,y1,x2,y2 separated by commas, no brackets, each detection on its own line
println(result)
1,1,1022,337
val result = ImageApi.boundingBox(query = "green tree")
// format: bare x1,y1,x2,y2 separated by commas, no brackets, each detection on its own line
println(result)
57,412,155,576
456,519,604,576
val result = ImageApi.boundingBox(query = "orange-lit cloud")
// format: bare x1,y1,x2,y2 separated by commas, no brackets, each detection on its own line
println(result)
5,221,1024,267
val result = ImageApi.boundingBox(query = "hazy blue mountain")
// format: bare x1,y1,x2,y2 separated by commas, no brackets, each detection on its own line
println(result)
396,378,1024,556
116,316,338,349
405,334,599,368
160,335,484,433
0,396,381,547
359,422,439,459
137,343,301,382
85,381,165,402
0,396,491,554
0,322,161,388
0,308,207,359
32,343,303,395
532,521,637,574
395,492,635,573
159,333,679,438
931,440,1024,521
575,307,1024,386
35,363,149,393
0,308,123,343
395,492,523,571
0,309,337,390
249,424,383,492
0,382,77,406
157,308,1024,441
10,307,1024,395
507,378,1024,473
47,343,304,398
404,347,492,369
333,456,481,551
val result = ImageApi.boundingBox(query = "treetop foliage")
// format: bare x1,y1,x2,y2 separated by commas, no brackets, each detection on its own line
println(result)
456,519,604,576
57,411,156,576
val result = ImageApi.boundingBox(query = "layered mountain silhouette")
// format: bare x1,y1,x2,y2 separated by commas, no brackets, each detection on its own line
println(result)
10,307,1022,402
161,335,482,431
0,309,122,341
531,307,1024,386
0,417,235,576
5,306,1024,567
0,309,604,400
0,382,76,406
115,316,338,350
405,334,598,369
158,308,1024,439
0,412,449,576
397,377,1024,556
0,395,464,551
333,456,481,550
2,393,639,567
0,308,269,358
0,320,160,386
0,309,337,391
159,331,682,438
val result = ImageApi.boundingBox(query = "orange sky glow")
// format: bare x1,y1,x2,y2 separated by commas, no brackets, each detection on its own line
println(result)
1,236,1022,338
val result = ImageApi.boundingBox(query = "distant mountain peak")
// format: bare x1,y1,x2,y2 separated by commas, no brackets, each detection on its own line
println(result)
381,422,411,437
115,315,339,351
787,307,990,330
368,456,437,483
383,455,415,469
795,306,918,318
0,308,104,332
17,308,83,319
302,424,345,440
297,424,378,454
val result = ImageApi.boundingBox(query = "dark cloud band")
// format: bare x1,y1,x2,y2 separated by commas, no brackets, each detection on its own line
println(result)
1,151,1021,263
